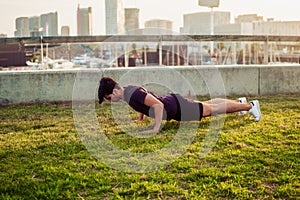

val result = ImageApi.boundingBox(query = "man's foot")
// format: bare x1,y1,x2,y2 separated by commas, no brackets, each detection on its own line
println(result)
249,100,261,122
237,97,248,116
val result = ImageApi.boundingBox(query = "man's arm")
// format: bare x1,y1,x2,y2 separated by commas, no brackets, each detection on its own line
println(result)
134,113,144,122
143,93,164,133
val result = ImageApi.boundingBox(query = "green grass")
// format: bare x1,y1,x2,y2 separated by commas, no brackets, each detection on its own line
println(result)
0,95,299,199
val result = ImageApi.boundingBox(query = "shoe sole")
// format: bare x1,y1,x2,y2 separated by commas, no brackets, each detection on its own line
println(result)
253,101,261,122
238,97,247,116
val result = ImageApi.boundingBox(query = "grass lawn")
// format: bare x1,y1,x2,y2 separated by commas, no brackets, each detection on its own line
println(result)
0,95,299,199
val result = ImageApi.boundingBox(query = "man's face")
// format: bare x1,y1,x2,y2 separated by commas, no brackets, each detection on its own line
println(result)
104,89,122,103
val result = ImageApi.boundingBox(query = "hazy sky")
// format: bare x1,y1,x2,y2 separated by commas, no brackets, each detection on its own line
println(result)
0,0,298,36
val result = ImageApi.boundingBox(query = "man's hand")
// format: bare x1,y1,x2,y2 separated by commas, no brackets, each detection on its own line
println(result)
140,128,159,134
133,113,144,123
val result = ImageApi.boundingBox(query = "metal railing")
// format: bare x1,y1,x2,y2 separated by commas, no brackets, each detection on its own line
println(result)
1,35,300,67
1,35,300,44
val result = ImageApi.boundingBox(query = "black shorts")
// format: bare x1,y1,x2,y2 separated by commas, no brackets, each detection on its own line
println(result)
171,94,203,121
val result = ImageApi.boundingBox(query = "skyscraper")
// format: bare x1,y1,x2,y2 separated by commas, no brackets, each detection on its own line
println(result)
61,26,70,36
15,17,29,37
29,16,40,34
29,16,41,37
124,8,139,34
77,4,93,36
40,12,58,36
105,0,125,35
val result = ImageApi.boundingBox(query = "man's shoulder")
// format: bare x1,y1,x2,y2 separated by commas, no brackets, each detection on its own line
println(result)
124,85,141,94
124,85,147,102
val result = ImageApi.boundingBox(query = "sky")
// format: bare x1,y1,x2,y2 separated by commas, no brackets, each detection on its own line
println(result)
0,0,298,36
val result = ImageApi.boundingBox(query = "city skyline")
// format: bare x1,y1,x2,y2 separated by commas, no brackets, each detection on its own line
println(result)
0,0,299,36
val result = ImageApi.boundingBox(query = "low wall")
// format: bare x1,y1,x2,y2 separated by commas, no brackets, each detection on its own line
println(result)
0,65,300,105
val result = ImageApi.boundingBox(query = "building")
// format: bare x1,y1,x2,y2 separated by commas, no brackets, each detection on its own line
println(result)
28,16,40,36
105,0,125,35
144,19,173,35
124,8,140,35
215,18,300,36
77,4,93,36
29,17,40,34
0,44,27,66
40,12,58,36
253,20,300,36
235,14,263,24
15,12,58,37
15,17,29,37
181,11,230,34
61,26,70,36
29,16,40,33
214,23,253,35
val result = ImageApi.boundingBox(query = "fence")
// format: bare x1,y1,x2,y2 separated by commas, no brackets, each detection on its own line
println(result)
1,35,300,68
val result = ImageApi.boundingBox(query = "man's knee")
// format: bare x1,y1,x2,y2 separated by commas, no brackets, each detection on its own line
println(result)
202,103,226,117
202,103,212,117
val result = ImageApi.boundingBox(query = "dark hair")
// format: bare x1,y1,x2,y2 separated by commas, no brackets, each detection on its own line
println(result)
98,77,117,104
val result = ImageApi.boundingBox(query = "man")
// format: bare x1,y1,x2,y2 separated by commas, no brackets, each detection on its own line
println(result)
98,77,261,133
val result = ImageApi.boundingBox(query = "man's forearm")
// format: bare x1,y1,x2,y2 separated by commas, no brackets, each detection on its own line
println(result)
152,104,163,132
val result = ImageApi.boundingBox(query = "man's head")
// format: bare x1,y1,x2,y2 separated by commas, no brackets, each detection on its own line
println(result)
98,77,122,104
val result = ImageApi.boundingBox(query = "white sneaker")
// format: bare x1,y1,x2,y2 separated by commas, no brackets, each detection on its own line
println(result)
249,100,261,122
237,97,248,116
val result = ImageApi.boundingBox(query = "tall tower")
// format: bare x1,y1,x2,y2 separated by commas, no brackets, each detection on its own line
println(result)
15,17,29,37
29,16,40,34
61,26,70,36
40,12,58,36
124,8,139,34
105,0,125,35
77,4,93,36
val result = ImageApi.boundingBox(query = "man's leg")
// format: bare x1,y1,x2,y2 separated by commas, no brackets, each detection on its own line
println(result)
201,98,252,117
203,98,240,105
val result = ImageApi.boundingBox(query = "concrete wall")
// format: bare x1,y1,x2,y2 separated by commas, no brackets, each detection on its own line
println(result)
0,65,300,105
259,65,300,95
